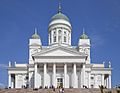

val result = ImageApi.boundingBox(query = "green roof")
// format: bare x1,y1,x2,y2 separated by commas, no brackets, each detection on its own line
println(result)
31,28,40,39
32,34,40,39
80,28,89,39
80,34,88,39
80,32,88,39
51,12,70,22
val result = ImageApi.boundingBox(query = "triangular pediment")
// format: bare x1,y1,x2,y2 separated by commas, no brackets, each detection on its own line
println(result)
32,46,85,57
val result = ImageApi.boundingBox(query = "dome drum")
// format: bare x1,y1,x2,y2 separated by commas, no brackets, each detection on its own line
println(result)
48,24,71,33
49,19,72,29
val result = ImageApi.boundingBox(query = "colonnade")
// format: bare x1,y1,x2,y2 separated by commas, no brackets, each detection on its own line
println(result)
34,63,85,88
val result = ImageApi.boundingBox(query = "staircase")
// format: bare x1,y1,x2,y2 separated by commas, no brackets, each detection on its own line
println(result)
0,88,118,93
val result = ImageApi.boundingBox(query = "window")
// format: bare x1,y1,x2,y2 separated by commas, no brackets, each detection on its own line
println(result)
50,37,51,43
54,36,56,42
58,30,61,34
91,77,94,79
53,31,57,43
64,36,66,42
64,31,66,35
91,85,94,88
54,31,56,35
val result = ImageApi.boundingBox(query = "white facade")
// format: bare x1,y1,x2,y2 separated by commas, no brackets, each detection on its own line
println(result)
8,5,112,89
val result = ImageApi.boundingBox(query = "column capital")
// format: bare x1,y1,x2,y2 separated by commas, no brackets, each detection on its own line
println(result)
53,63,56,65
82,64,85,69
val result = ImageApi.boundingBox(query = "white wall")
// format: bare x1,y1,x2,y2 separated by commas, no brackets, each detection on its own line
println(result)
15,74,26,88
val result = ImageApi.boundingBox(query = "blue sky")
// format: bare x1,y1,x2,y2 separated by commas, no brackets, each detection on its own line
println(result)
0,0,120,87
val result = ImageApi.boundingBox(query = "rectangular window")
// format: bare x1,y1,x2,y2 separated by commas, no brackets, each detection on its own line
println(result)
64,36,66,42
54,36,56,42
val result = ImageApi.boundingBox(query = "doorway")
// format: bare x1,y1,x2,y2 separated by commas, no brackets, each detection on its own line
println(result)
57,78,63,88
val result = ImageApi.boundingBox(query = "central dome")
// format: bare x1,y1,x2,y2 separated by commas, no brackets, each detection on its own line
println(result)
51,12,70,22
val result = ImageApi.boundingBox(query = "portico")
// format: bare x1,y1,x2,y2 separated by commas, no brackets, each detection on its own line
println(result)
33,62,85,88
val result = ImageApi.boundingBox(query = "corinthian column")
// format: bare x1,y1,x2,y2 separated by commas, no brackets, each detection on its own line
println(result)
73,63,77,88
8,74,11,88
109,75,111,88
34,64,37,88
64,63,67,88
53,63,56,87
82,64,85,86
44,63,47,88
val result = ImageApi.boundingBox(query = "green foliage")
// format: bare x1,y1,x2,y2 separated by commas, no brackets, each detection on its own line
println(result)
117,89,120,93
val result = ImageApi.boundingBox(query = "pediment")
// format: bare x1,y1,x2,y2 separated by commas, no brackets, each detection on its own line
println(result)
32,46,84,57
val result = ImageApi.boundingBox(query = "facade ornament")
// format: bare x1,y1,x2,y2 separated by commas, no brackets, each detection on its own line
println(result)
109,61,111,68
9,61,11,67
58,0,62,13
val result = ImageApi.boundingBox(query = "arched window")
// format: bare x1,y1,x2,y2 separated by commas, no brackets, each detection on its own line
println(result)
64,31,67,43
64,31,66,35
53,31,57,43
54,31,56,35
54,36,56,42
58,30,61,35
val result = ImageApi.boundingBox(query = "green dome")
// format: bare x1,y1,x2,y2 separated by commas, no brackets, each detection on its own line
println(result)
31,28,40,39
51,12,70,22
80,33,88,39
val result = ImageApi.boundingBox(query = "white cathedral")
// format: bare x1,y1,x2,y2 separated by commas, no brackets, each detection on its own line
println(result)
8,4,112,89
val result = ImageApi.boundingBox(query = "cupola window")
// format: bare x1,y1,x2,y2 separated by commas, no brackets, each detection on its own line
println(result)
64,31,66,35
53,31,57,43
64,36,66,42
54,31,56,35
54,36,56,42
58,30,61,34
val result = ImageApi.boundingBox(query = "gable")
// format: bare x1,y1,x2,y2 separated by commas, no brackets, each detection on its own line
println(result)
40,49,78,56
32,46,84,57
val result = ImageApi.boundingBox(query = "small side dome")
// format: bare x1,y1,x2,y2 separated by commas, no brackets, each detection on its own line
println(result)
80,34,88,39
80,28,88,39
31,28,40,39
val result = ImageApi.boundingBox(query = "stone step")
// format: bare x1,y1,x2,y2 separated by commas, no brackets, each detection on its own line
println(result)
0,88,117,93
